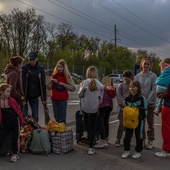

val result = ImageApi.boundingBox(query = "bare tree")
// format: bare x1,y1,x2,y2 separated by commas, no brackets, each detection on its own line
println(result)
0,8,47,58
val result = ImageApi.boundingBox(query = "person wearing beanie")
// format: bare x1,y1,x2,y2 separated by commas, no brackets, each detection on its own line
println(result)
114,70,134,147
22,52,47,122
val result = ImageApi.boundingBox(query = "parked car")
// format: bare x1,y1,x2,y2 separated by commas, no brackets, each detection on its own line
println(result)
71,73,83,80
106,74,124,83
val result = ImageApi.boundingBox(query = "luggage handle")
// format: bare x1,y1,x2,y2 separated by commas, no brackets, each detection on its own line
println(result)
79,98,83,115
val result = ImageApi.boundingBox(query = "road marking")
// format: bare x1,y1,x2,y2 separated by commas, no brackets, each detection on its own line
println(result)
109,120,162,126
109,120,119,124
68,100,80,105
47,100,80,106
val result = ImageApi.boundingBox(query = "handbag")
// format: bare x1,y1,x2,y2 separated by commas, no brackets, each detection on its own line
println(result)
55,82,66,91
50,129,73,154
123,106,139,129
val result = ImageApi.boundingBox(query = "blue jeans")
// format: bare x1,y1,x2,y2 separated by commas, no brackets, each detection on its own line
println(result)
52,100,67,124
24,98,39,122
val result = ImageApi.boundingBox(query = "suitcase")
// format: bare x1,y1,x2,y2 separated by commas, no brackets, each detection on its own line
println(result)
75,110,84,143
75,110,99,144
0,131,12,155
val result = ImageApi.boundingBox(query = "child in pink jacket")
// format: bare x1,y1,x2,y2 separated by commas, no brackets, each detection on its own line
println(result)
0,83,24,162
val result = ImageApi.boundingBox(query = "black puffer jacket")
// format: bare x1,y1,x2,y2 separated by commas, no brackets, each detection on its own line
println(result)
22,63,46,100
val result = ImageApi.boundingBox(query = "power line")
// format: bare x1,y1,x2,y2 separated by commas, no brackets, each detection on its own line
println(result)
16,0,111,40
47,0,113,32
111,0,169,37
93,0,170,43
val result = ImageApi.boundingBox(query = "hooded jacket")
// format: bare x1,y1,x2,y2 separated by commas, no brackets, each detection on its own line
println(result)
78,78,104,113
134,71,157,107
4,64,24,105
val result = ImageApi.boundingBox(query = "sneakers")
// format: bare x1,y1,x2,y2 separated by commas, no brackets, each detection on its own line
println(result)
114,139,121,147
155,151,170,158
106,137,109,144
81,131,88,139
121,151,130,159
94,140,108,148
10,154,19,162
88,148,95,155
146,140,154,150
132,152,141,159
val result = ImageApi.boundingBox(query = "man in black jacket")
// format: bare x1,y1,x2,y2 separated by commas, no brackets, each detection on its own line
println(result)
22,52,47,122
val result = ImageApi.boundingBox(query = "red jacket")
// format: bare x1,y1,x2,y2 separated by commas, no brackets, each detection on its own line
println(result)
0,97,25,126
51,72,69,101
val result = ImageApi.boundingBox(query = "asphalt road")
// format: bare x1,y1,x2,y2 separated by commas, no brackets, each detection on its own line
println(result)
0,85,169,170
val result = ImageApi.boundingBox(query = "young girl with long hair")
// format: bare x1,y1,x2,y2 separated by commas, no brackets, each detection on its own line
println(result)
122,81,147,159
78,66,104,155
0,83,25,162
50,59,74,124
134,56,157,149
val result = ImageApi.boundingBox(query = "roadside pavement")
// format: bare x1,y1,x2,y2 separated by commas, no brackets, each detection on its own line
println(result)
0,114,170,170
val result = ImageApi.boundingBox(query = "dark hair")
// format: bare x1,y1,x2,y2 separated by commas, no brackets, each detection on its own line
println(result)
9,56,24,67
123,70,134,80
130,80,142,96
0,83,11,96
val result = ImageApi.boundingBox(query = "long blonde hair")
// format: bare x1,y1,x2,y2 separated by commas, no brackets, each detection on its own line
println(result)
86,66,98,91
53,59,73,84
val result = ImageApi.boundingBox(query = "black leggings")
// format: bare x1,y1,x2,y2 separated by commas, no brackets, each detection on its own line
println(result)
0,117,19,154
83,111,97,148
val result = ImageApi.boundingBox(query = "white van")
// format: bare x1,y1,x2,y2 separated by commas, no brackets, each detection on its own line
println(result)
106,74,124,83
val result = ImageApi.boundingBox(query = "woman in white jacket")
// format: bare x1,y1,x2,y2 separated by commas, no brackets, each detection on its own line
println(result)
78,66,104,155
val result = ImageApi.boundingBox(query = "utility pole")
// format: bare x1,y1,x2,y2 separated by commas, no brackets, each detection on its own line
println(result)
114,25,118,73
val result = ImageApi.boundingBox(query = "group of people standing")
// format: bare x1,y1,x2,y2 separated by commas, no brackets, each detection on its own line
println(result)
79,56,170,160
0,52,74,162
0,53,170,162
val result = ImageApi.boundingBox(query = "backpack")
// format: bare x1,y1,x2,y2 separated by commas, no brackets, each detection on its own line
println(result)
123,106,139,129
30,129,51,155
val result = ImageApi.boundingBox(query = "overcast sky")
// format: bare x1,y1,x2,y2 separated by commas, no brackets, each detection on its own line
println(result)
1,0,170,58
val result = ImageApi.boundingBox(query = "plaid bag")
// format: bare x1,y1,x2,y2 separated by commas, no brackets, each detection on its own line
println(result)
50,129,73,154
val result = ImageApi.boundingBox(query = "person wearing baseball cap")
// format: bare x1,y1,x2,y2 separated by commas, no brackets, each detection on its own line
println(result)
22,52,47,122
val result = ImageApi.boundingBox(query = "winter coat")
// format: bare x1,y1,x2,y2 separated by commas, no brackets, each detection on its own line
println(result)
78,78,104,113
4,64,24,105
22,63,46,100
